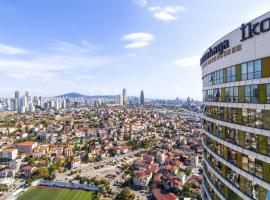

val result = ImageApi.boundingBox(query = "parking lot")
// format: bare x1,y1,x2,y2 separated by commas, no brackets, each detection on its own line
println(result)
55,150,143,184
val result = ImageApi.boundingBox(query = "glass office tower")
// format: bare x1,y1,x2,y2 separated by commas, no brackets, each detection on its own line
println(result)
201,12,270,200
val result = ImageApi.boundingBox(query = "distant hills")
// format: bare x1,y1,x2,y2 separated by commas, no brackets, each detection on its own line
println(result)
56,92,118,99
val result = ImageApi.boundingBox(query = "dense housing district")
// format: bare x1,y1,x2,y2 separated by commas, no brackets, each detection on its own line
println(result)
0,103,203,200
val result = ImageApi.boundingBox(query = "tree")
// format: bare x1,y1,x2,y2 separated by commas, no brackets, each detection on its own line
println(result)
96,193,101,200
181,184,191,198
116,188,135,200
26,178,32,187
123,134,129,141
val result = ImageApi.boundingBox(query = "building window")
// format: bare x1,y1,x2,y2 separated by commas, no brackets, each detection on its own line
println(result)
245,85,258,103
255,159,263,179
267,84,270,103
254,60,262,79
229,87,234,103
242,155,249,171
255,109,263,129
234,87,238,102
248,157,256,175
214,89,220,102
208,75,212,86
227,66,236,82
213,70,224,84
247,61,254,80
223,86,240,103
241,60,261,80
215,71,219,84
245,86,251,103
241,63,248,80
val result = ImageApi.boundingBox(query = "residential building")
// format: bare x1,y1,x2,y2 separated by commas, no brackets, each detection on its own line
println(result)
152,188,179,200
133,170,152,188
16,141,38,154
0,149,18,161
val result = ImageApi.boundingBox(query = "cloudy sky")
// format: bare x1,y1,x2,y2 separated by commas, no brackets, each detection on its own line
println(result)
0,0,269,99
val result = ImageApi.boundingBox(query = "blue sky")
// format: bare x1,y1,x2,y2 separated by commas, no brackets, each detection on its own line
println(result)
0,0,269,99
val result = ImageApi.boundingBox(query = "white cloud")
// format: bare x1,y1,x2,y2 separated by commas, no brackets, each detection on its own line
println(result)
0,43,30,55
173,56,200,68
122,32,154,48
0,40,115,80
72,75,94,81
51,40,96,55
132,0,148,7
149,6,186,22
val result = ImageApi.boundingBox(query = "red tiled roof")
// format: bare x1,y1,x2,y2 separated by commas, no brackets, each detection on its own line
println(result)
152,188,178,200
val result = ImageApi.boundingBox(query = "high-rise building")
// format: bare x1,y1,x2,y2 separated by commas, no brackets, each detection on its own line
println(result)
14,90,20,111
118,94,123,105
140,90,144,105
25,91,31,103
15,91,19,99
122,88,127,105
201,12,270,200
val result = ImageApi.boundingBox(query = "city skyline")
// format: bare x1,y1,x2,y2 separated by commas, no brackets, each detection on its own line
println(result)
0,1,270,99
0,2,270,199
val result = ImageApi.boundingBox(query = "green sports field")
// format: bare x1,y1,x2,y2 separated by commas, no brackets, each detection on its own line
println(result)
17,186,98,200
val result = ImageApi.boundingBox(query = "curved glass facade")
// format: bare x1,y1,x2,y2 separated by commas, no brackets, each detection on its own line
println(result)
201,12,270,200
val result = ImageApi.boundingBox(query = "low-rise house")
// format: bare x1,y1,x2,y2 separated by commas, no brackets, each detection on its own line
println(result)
38,132,51,141
120,146,129,154
170,165,179,175
143,153,153,165
133,158,145,170
156,151,165,164
0,149,18,161
169,177,182,190
16,141,38,154
152,188,179,200
99,150,107,159
64,145,73,156
190,154,199,167
9,159,21,172
71,156,80,169
133,170,152,189
177,171,186,184
153,173,163,185
0,169,16,178
50,145,63,157
21,165,37,177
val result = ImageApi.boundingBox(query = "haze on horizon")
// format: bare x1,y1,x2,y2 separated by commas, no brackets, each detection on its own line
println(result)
0,0,269,100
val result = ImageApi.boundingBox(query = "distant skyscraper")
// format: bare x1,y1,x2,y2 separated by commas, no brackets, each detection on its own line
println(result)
119,94,123,105
140,90,144,105
25,91,31,102
122,88,127,105
14,91,20,111
22,96,28,108
15,90,19,99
